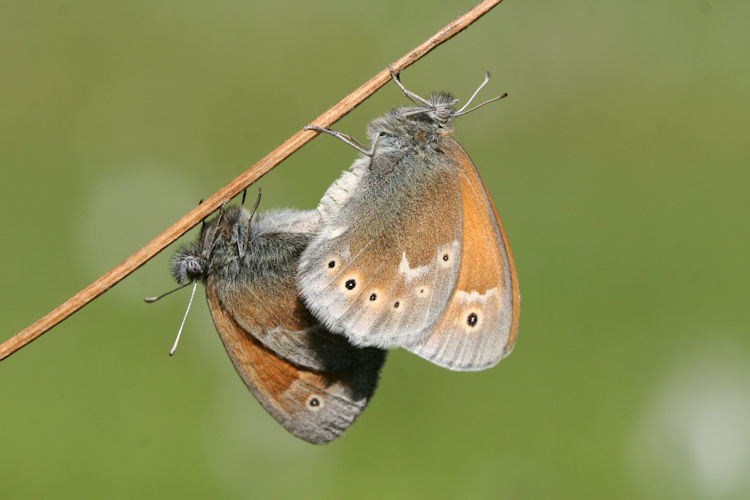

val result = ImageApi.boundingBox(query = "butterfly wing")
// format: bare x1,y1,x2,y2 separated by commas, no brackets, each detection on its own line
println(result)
206,282,386,444
216,259,380,373
298,150,464,349
216,209,378,373
406,139,520,371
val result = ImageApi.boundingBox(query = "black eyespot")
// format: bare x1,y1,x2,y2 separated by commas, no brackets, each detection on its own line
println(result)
467,313,478,327
419,288,425,294
394,301,400,308
442,254,449,261
309,397,320,407
369,293,377,301
328,260,336,268
345,279,356,290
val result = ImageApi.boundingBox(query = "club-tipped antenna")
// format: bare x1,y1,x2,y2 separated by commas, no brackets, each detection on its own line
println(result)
168,281,198,356
455,71,491,114
454,92,507,117
453,71,507,116
144,281,193,303
243,189,262,256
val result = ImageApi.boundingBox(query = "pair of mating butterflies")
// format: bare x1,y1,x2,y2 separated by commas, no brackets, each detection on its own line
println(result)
161,69,520,444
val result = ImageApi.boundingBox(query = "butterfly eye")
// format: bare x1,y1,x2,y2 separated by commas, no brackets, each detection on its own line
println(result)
186,259,202,275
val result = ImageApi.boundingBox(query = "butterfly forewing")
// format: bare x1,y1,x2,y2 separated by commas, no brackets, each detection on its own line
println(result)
299,153,463,349
203,210,372,373
216,258,377,372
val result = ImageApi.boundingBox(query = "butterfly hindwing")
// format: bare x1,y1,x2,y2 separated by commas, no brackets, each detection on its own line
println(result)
206,284,386,444
406,140,520,370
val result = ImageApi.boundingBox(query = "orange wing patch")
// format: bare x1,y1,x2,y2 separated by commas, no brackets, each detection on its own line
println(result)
406,139,520,370
206,285,384,444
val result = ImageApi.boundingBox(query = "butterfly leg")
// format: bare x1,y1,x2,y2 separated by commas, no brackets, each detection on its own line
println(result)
369,131,382,152
242,189,262,257
306,125,384,158
204,201,229,257
388,65,431,107
197,199,206,231
305,126,374,157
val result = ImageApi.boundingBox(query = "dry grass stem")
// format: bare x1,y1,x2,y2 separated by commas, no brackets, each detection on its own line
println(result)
0,0,504,361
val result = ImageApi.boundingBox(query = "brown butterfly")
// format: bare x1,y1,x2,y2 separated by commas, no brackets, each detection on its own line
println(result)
300,67,520,371
164,202,386,444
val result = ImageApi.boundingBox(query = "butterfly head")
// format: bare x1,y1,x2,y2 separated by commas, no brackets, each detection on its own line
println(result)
386,67,506,132
170,205,248,285
367,93,460,142
170,242,207,285
400,92,460,124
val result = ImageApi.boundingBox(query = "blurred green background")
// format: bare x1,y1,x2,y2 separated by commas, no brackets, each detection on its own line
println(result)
2,1,749,498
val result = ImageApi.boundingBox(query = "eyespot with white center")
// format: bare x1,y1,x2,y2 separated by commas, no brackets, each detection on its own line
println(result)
306,395,324,411
365,289,383,308
437,245,457,269
462,309,484,331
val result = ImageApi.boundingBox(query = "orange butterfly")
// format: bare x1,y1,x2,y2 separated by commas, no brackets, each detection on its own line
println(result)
166,203,385,443
300,68,520,371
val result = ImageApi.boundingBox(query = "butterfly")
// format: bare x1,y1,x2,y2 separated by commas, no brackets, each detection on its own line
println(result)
166,200,386,444
299,67,520,371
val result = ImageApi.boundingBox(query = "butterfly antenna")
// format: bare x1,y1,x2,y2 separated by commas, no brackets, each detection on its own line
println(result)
241,189,247,206
144,281,193,303
454,71,507,117
389,65,432,107
244,188,262,256
456,71,491,114
454,92,507,117
169,281,198,356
